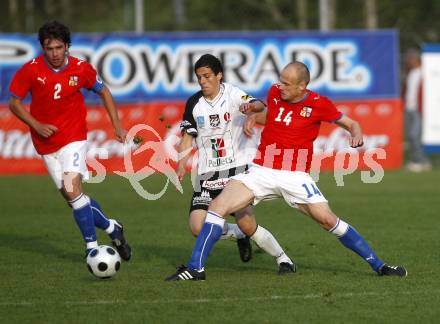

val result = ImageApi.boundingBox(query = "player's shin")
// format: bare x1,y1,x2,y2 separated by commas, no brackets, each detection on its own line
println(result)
330,218,384,272
69,193,98,250
187,211,224,271
89,197,111,230
251,225,292,264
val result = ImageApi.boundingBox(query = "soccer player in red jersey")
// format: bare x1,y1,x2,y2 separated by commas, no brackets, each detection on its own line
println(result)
166,61,407,281
9,21,131,260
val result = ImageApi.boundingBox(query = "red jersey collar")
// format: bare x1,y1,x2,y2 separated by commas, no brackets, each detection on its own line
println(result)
43,55,70,73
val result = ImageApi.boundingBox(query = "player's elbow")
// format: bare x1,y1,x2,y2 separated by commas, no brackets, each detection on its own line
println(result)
9,98,20,113
98,85,111,99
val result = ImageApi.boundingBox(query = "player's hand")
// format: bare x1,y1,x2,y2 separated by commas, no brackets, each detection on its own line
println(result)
349,135,364,148
239,103,255,114
244,114,257,137
114,127,127,143
34,123,58,138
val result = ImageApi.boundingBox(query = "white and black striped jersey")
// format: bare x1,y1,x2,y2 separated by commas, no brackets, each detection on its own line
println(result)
180,82,261,175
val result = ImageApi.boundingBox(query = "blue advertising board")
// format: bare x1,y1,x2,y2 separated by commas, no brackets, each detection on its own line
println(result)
0,30,399,103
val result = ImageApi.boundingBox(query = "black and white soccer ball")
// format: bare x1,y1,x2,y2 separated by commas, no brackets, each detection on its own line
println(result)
86,245,121,279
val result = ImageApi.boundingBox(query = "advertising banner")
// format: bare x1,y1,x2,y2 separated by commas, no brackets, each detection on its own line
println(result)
0,98,402,175
422,44,440,152
1,30,399,103
0,30,402,175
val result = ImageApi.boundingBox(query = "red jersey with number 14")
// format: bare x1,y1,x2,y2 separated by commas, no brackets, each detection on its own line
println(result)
253,84,342,172
9,55,101,154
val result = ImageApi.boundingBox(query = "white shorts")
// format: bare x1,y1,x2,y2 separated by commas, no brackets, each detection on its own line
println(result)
42,141,89,189
232,164,327,207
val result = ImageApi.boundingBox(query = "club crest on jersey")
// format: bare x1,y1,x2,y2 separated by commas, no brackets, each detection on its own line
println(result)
68,75,79,86
196,116,205,128
209,114,220,127
300,107,313,118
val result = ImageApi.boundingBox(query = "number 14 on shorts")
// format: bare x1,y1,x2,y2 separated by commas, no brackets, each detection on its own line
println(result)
302,183,322,198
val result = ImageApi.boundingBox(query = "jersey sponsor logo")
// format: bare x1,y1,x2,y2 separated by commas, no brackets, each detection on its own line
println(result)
300,107,313,118
211,138,226,158
69,75,79,86
208,156,235,168
209,114,220,127
203,131,236,169
202,178,230,190
196,116,205,128
223,112,231,122
37,77,46,85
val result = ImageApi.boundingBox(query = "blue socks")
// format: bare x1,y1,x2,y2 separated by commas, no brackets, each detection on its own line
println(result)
330,218,384,272
188,211,225,271
90,198,111,230
70,194,115,251
70,194,97,250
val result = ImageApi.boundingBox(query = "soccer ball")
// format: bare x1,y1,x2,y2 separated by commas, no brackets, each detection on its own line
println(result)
86,245,121,279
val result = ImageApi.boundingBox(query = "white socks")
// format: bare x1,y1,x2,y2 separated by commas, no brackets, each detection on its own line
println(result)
105,219,116,234
220,223,246,240
86,241,98,250
69,193,89,210
251,225,292,265
329,218,349,237
219,223,293,265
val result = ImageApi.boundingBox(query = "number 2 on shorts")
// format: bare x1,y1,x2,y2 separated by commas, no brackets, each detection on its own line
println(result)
73,152,80,167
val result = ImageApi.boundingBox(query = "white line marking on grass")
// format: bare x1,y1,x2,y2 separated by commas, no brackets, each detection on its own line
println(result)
0,290,432,307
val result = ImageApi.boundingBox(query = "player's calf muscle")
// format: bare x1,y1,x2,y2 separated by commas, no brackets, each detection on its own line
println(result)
306,203,338,230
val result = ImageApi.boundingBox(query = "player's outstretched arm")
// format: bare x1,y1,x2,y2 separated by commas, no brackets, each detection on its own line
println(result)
239,100,266,114
99,86,127,143
335,115,364,148
9,97,58,138
243,111,267,137
176,132,193,181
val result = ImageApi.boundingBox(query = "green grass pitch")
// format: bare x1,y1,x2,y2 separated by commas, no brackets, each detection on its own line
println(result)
0,170,439,323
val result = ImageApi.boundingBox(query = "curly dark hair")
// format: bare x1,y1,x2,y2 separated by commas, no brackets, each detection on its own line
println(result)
38,21,71,48
194,54,223,78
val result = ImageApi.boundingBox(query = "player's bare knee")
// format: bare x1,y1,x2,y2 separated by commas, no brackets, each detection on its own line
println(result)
188,211,206,237
315,212,338,230
189,225,201,237
189,218,203,237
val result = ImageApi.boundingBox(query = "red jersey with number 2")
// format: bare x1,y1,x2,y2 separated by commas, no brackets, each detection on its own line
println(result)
9,55,100,154
253,84,342,172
